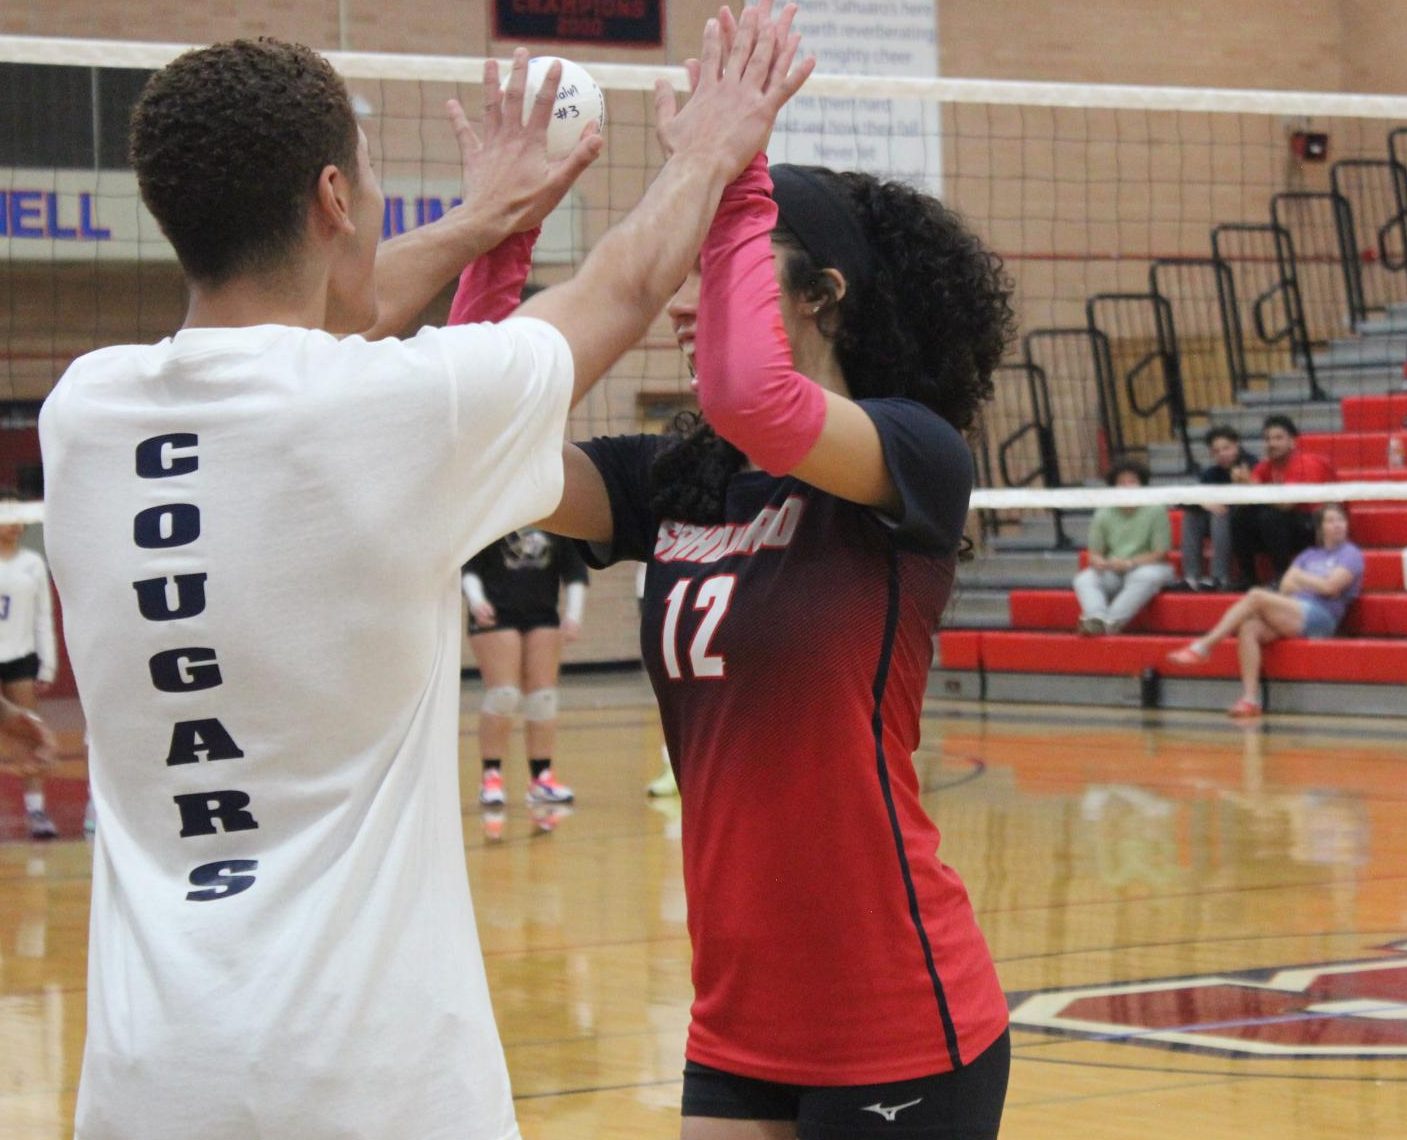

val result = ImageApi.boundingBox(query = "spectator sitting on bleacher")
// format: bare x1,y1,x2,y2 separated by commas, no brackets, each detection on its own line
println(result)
1174,424,1257,592
1073,460,1174,635
1168,503,1363,718
1229,414,1337,588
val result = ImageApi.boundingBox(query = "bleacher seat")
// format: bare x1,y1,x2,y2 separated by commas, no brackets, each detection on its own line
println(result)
1007,589,1407,637
939,629,1407,686
1341,393,1407,432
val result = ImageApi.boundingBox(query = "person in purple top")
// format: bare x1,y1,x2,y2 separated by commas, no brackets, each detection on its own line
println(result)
1167,503,1363,717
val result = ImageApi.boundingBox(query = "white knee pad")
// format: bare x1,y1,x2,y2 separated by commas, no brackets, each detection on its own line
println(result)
520,687,559,723
481,685,521,717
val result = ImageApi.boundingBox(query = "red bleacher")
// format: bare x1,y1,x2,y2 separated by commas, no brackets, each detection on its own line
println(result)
1341,393,1407,432
960,630,1407,686
942,451,1407,701
1008,590,1407,638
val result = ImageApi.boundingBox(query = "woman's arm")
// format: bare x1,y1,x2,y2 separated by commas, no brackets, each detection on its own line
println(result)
693,157,899,512
536,443,615,543
448,228,539,326
33,565,57,689
1282,566,1355,597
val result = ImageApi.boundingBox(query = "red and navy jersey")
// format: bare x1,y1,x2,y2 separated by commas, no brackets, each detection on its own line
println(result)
464,528,587,627
577,398,1008,1085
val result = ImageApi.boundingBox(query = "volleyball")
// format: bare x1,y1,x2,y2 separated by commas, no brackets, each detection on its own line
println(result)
507,56,606,162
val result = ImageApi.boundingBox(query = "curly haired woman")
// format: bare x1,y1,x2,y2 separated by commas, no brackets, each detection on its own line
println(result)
456,147,1014,1137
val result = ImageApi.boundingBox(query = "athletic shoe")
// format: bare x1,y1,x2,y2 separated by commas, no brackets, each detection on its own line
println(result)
526,770,574,805
1076,615,1106,636
478,770,506,808
481,808,506,843
646,765,679,798
27,810,58,841
529,804,573,834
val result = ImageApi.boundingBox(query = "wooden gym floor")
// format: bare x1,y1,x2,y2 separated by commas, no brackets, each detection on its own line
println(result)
2,674,1405,1138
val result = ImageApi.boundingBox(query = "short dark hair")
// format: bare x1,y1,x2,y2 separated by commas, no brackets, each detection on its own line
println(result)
1105,459,1151,486
1204,425,1240,448
1262,414,1299,438
130,38,359,285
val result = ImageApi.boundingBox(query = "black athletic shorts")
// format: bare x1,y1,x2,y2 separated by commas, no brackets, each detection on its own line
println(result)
467,610,560,636
681,1030,1010,1139
0,653,41,684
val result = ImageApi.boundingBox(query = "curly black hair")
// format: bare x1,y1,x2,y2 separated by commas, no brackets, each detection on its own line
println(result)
650,170,1016,523
130,38,359,285
777,171,1014,436
649,412,744,521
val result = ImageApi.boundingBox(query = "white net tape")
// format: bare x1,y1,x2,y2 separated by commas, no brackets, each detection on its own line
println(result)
969,480,1406,511
8,36,1407,119
4,483,1403,526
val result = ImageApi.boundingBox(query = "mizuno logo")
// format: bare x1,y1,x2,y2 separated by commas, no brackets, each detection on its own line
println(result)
860,1097,923,1122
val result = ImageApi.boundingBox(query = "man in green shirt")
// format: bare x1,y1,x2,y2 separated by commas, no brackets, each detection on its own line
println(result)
1073,460,1174,634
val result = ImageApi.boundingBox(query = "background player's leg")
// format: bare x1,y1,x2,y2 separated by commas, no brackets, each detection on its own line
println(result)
1179,506,1210,585
522,626,573,806
1208,507,1235,586
470,629,523,807
4,678,54,840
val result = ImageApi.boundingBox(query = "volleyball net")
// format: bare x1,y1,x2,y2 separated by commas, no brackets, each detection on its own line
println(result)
3,35,1407,533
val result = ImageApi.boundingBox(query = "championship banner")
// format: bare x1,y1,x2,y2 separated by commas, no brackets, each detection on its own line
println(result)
494,0,663,47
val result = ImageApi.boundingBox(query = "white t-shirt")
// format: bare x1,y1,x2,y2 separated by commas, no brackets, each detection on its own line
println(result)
0,546,56,680
39,319,573,1140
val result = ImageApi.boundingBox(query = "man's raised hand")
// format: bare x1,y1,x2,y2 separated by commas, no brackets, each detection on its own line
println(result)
453,48,605,240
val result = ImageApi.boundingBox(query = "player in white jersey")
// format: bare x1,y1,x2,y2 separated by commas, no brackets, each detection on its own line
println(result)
0,491,59,838
40,15,809,1140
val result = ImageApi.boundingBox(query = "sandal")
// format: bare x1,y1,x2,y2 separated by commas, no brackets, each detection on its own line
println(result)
1166,644,1209,667
1227,698,1262,718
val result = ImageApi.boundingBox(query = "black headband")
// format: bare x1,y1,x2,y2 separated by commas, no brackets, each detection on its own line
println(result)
770,164,874,294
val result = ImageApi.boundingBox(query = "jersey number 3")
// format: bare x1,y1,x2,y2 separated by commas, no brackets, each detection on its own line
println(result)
661,575,735,680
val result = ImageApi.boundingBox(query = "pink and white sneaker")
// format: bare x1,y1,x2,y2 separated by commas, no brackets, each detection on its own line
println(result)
526,770,574,805
478,769,506,808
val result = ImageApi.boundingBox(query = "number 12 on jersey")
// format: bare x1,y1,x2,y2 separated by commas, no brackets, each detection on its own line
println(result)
661,575,736,680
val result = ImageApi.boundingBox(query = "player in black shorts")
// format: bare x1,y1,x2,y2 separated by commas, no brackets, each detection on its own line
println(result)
533,152,1016,1136
462,528,588,823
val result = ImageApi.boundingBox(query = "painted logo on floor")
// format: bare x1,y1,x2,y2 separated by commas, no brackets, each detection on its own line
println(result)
1009,940,1407,1057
